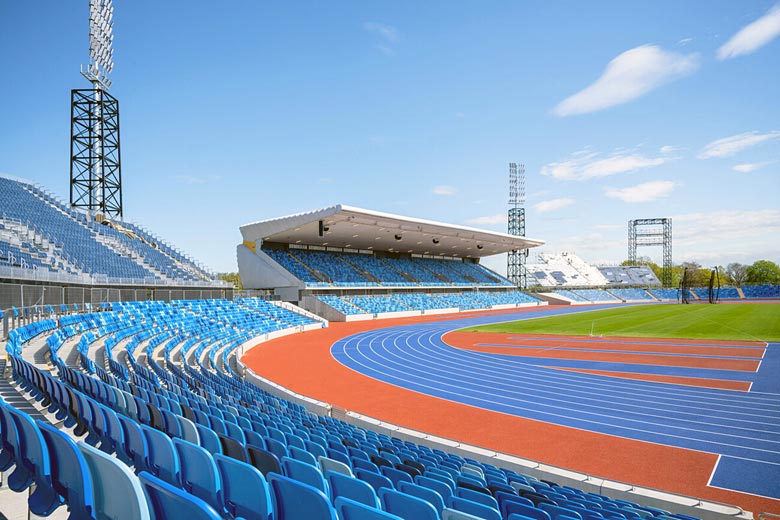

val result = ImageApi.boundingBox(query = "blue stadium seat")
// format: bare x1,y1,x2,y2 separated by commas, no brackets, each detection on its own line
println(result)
334,496,404,520
141,424,180,486
173,438,223,513
4,405,62,515
327,471,381,508
504,501,553,520
379,487,440,520
195,423,222,455
443,509,491,519
78,440,151,520
118,413,149,471
214,453,273,520
139,471,222,520
356,468,395,494
448,495,502,520
282,455,328,494
397,480,446,514
37,420,94,518
268,472,338,520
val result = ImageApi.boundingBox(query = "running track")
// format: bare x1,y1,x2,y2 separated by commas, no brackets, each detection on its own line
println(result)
242,304,780,515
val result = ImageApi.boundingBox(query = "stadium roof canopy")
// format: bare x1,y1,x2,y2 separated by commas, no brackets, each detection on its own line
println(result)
240,204,544,258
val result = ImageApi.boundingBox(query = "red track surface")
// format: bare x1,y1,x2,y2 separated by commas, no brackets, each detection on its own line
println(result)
241,306,779,516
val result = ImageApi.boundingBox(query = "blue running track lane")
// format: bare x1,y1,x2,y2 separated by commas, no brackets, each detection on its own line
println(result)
330,304,780,499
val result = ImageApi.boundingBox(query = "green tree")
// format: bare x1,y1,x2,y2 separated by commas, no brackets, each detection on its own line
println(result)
725,262,748,285
746,260,780,285
218,272,243,290
680,262,711,287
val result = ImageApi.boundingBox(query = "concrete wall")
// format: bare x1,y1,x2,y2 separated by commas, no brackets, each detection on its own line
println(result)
237,244,304,292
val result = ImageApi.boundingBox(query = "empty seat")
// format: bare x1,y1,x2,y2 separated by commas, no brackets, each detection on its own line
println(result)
319,455,352,477
219,433,249,462
289,445,318,466
78,441,151,520
282,456,328,494
380,465,413,487
195,424,222,455
504,502,553,520
448,495,502,520
379,487,439,520
139,471,222,520
397,480,445,514
443,509,490,520
416,475,453,501
141,424,180,486
327,471,380,508
214,453,273,520
173,438,223,512
355,468,394,494
248,445,281,475
37,420,94,519
334,496,404,520
456,486,499,509
268,472,338,520
5,405,62,515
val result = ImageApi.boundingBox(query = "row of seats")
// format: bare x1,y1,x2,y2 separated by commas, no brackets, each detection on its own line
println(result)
264,247,513,288
317,291,541,315
3,297,703,520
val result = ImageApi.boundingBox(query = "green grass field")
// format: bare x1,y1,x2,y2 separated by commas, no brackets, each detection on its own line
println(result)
462,304,780,342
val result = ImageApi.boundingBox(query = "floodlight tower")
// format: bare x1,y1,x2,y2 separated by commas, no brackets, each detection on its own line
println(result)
507,163,528,288
628,218,672,286
70,0,123,217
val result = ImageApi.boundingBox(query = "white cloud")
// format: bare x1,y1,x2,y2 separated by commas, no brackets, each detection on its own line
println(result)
432,185,457,196
733,161,773,172
364,22,400,55
660,145,682,155
541,147,668,181
670,210,780,265
604,180,676,203
553,45,699,116
673,209,780,244
533,198,575,213
717,4,780,60
677,37,694,46
363,22,399,43
465,214,507,225
698,131,780,159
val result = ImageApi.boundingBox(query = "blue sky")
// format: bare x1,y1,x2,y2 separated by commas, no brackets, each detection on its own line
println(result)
1,1,778,274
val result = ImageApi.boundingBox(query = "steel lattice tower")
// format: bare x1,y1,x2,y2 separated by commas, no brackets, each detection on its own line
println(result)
628,218,672,286
70,0,123,217
507,163,528,288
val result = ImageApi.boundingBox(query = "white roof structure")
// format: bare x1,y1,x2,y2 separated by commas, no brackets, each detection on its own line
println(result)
240,204,544,258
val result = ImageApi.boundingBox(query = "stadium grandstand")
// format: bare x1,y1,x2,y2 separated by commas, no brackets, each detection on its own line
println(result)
1,175,230,311
525,252,610,287
598,265,661,286
237,205,547,320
